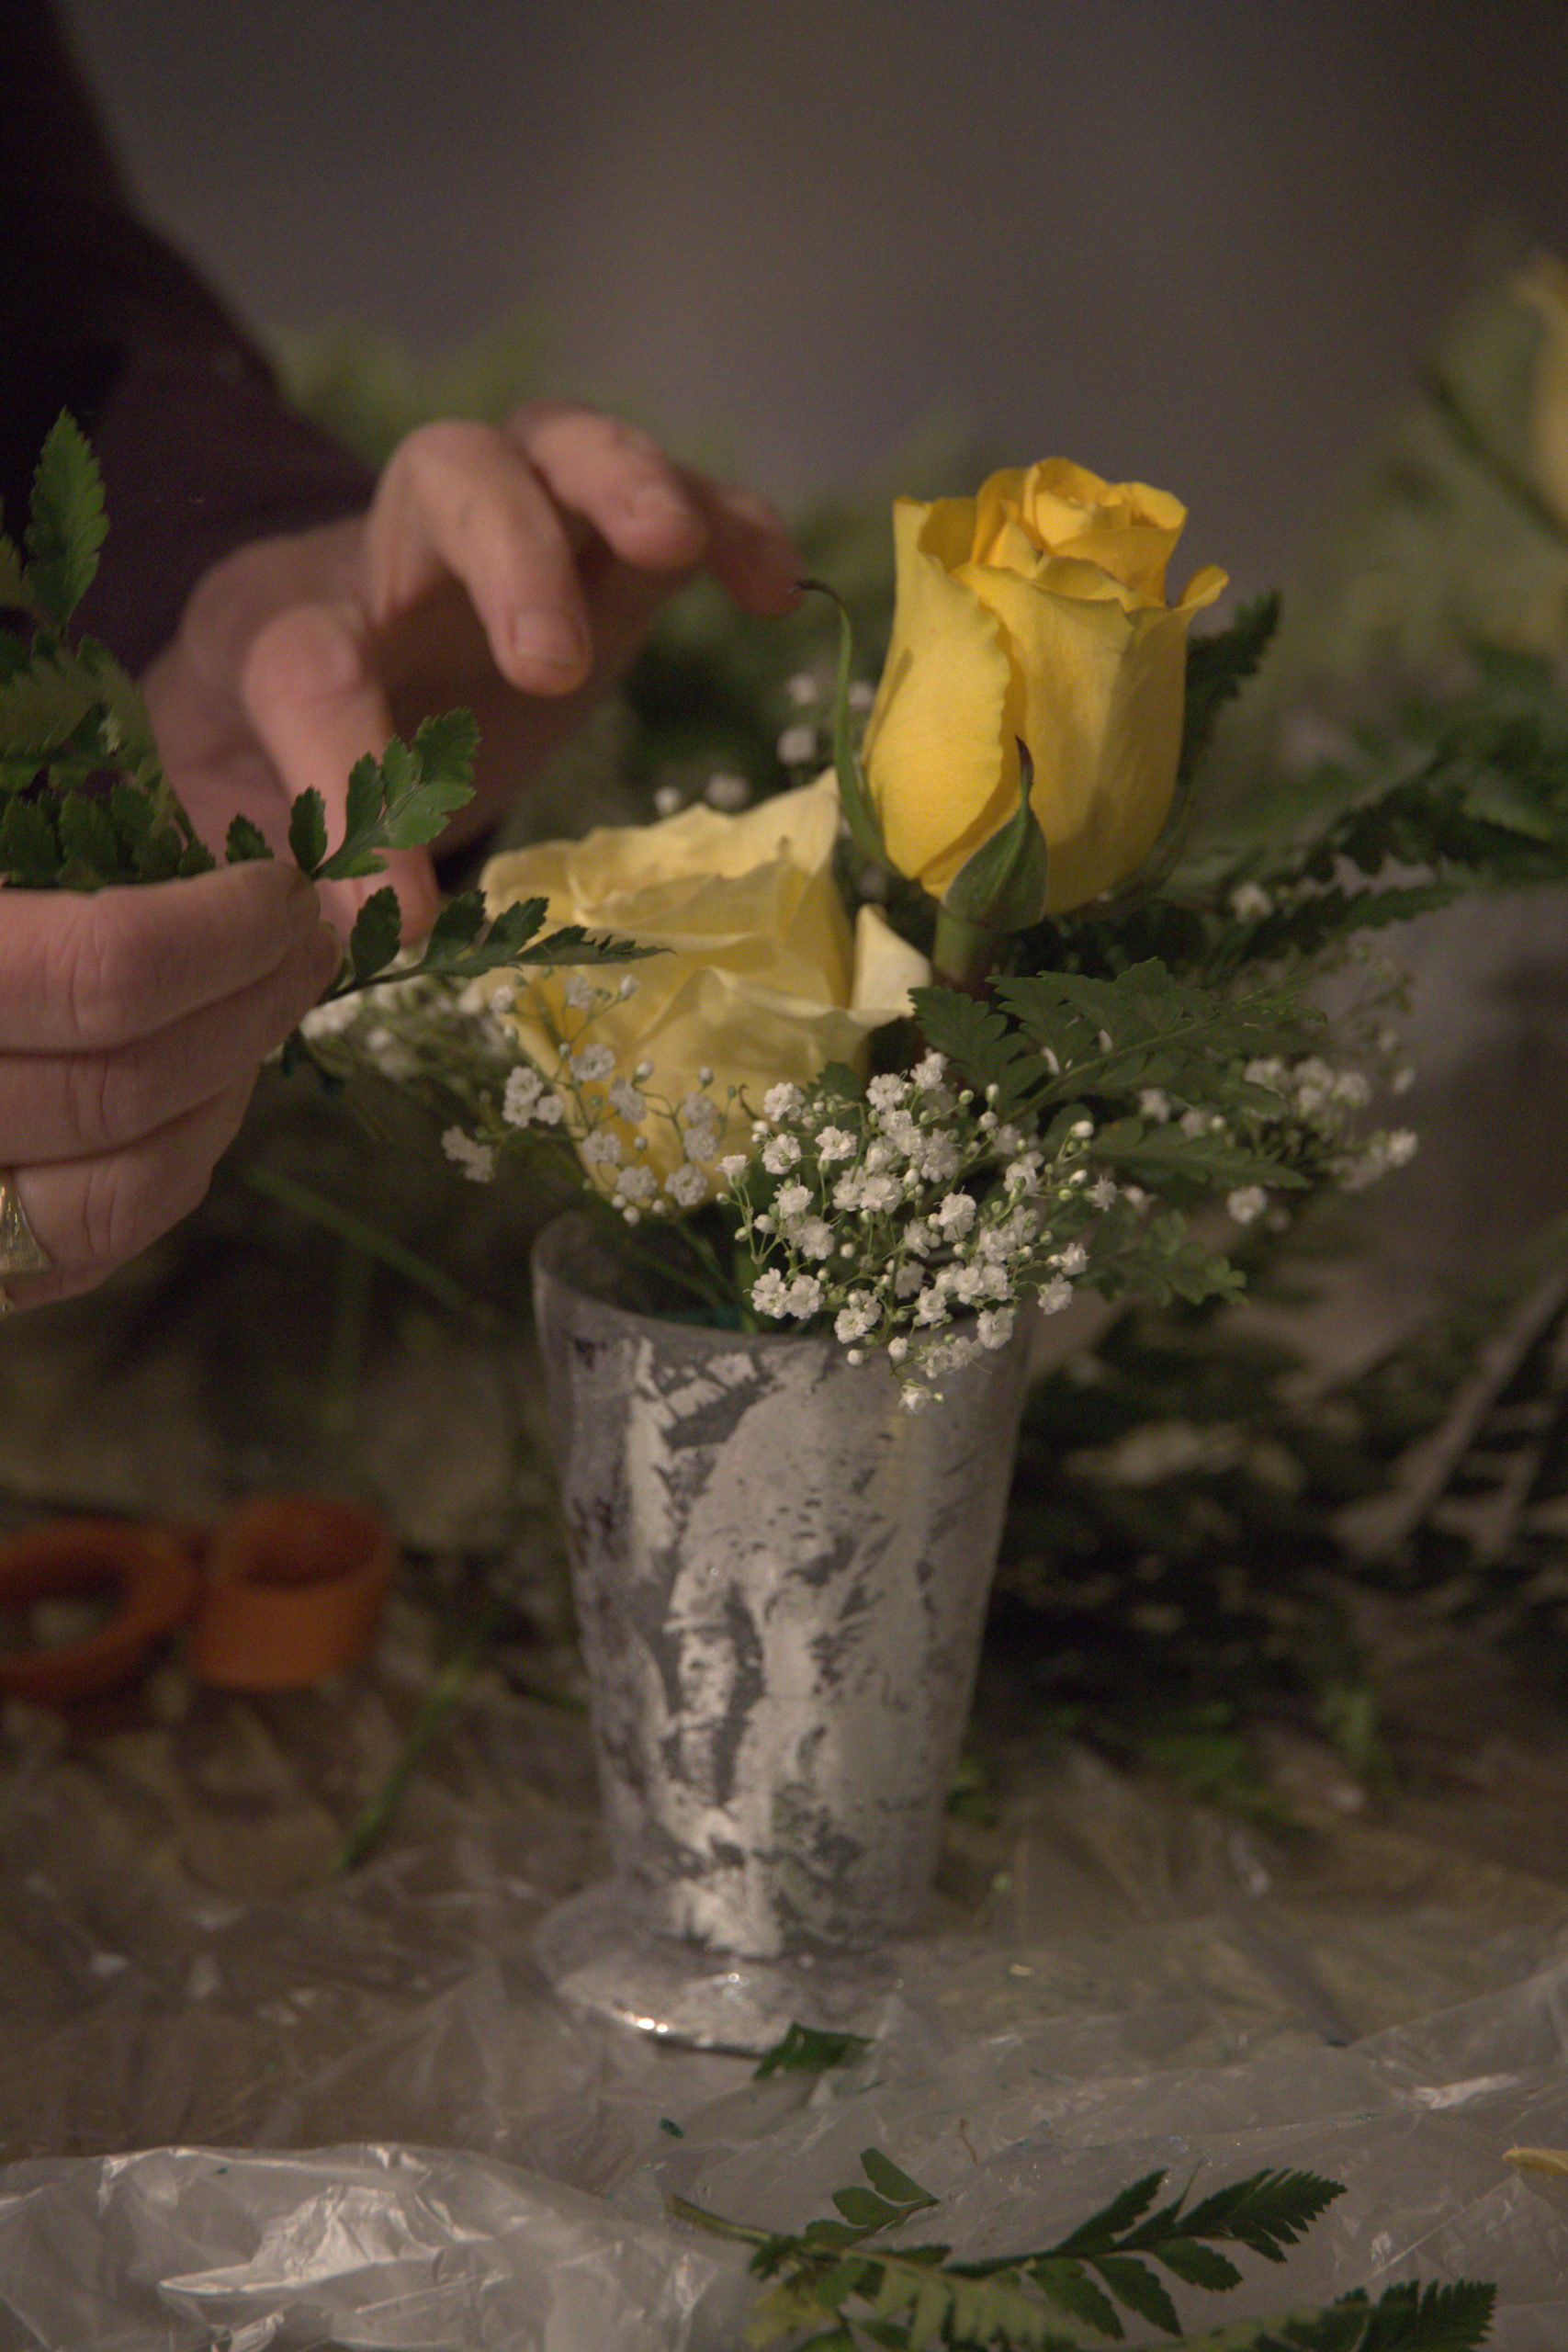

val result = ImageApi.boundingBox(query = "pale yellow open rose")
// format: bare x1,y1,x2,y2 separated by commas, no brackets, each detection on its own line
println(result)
481,775,929,1193
861,459,1227,915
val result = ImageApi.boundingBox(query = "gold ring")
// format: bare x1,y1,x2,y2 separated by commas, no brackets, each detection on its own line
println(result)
0,1170,51,1314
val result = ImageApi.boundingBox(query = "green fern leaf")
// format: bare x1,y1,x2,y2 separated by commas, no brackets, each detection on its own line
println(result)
25,413,107,626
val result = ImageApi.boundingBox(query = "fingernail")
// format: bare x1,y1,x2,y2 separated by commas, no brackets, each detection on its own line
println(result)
513,613,588,673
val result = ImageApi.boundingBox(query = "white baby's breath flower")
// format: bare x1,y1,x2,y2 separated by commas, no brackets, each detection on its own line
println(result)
816,1125,857,1164
299,994,360,1039
652,784,684,818
751,1270,790,1316
934,1193,977,1239
533,1092,566,1126
562,973,598,1011
704,771,751,810
847,678,875,712
1058,1241,1089,1275
1230,881,1274,921
581,1129,623,1168
912,1052,947,1091
762,1133,802,1173
776,721,818,764
919,1134,961,1184
718,1153,750,1182
1089,1175,1119,1208
1226,1185,1267,1224
502,1066,544,1126
784,671,820,707
571,1043,615,1081
1038,1275,1074,1315
867,1074,909,1112
797,1218,834,1260
441,1128,495,1183
784,1273,824,1317
615,1165,657,1204
762,1082,804,1121
835,1295,881,1343
607,1078,647,1122
664,1163,709,1207
775,1182,812,1219
1138,1089,1171,1123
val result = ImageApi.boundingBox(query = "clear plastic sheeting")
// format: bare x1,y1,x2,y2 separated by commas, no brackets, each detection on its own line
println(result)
3,1616,1568,2348
0,2143,750,2351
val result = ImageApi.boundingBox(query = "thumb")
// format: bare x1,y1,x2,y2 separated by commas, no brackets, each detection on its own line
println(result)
240,598,441,944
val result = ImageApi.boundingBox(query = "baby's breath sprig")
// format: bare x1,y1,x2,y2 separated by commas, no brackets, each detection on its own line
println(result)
310,933,1416,1408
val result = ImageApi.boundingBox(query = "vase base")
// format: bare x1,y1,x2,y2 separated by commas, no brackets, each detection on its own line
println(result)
532,1880,899,2053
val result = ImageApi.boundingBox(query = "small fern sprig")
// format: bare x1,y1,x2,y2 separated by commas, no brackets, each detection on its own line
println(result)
671,2149,1495,2351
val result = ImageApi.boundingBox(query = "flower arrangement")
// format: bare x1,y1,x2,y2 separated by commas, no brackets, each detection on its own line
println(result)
304,455,1531,1407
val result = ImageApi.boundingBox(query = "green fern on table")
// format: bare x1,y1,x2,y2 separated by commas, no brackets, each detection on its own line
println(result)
673,2148,1494,2350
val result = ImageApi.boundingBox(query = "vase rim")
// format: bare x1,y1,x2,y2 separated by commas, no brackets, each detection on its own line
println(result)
532,1208,860,1363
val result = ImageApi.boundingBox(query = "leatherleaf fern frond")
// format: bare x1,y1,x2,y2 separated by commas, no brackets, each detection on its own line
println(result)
671,2149,1495,2350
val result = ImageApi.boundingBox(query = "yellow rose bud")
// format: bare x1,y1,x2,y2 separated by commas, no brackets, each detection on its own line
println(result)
861,458,1227,915
480,776,929,1196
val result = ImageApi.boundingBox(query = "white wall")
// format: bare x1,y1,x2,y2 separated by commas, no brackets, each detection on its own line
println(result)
62,0,1568,593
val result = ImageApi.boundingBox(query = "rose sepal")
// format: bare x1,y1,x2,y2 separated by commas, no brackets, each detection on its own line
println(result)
941,741,1051,928
802,577,887,869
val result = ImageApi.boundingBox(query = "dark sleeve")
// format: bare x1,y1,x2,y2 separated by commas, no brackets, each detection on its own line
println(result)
1,1,374,673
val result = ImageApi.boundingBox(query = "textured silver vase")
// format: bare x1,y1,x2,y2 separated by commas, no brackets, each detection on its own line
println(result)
529,1212,1032,2047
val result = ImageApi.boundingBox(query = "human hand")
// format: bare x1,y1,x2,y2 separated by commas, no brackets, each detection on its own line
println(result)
0,862,339,1309
142,401,802,940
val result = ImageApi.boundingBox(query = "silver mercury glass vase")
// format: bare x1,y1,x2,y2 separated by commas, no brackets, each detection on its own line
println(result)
529,1212,1032,2049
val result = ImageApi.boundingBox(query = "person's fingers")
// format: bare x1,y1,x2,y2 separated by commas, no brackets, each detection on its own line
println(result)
238,599,441,942
366,419,594,695
6,1072,259,1299
0,918,338,1164
503,402,709,571
682,477,803,616
0,862,326,1055
509,402,801,615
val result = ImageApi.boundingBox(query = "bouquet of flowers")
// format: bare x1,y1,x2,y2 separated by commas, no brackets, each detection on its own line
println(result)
303,457,1502,1406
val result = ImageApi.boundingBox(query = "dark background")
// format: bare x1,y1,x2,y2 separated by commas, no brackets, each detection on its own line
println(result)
62,0,1568,594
